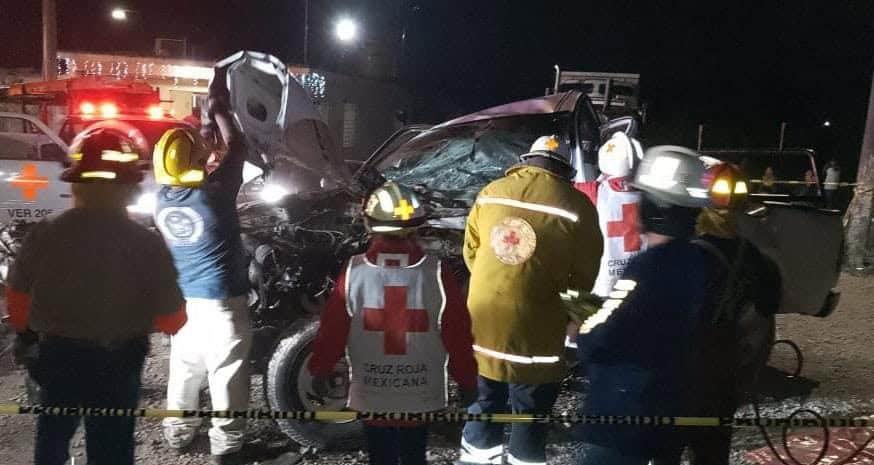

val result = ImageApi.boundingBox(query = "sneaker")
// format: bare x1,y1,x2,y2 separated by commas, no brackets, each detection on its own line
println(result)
163,426,197,451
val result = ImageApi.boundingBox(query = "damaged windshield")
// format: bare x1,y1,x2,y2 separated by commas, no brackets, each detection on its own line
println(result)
375,113,573,205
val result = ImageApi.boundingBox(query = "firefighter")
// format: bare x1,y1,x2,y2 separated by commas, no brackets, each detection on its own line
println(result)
6,121,187,465
576,132,647,298
458,135,603,465
154,77,252,464
574,146,728,465
653,163,781,465
308,181,478,465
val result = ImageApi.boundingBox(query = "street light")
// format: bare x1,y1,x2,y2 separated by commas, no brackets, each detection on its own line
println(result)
823,120,832,128
110,7,129,21
335,18,358,43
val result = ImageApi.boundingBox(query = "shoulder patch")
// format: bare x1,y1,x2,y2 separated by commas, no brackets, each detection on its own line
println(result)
489,216,537,265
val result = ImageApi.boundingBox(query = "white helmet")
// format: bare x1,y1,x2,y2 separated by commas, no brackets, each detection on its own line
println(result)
598,132,644,178
520,134,573,168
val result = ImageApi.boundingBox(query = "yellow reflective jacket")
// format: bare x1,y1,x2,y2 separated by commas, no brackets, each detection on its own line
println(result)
464,165,603,384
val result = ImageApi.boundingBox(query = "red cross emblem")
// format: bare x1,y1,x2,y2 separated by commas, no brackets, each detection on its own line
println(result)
606,203,642,252
10,164,49,201
502,231,520,246
363,286,429,355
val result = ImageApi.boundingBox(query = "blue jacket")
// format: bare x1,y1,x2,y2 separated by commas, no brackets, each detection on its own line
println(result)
575,239,725,456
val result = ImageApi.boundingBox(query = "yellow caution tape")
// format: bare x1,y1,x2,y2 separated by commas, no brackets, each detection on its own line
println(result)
0,404,870,428
748,179,859,187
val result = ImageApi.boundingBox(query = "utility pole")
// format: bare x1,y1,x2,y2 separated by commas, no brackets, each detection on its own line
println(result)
778,121,787,150
845,72,874,271
303,0,310,65
42,0,57,80
697,124,704,150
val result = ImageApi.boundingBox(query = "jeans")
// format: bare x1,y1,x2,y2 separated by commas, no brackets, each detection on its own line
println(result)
365,424,428,465
459,376,560,465
30,335,148,465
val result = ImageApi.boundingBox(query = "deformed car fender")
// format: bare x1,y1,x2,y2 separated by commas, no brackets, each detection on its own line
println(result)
736,202,843,317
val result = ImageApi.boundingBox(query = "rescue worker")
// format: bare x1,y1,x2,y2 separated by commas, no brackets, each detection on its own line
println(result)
574,146,727,465
6,121,187,465
309,181,478,465
654,163,781,465
154,75,253,464
458,135,603,465
575,132,647,298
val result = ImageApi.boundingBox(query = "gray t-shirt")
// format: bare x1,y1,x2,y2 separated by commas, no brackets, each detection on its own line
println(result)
8,208,185,346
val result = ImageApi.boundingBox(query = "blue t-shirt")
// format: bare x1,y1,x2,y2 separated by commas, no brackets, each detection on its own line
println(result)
154,143,249,299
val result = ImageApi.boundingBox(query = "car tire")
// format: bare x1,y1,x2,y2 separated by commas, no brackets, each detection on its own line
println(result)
264,317,363,449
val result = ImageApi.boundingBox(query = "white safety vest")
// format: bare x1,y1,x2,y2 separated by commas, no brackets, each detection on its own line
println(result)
592,177,647,297
344,252,449,413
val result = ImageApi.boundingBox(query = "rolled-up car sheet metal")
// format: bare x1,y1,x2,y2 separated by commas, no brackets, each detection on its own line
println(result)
737,202,842,316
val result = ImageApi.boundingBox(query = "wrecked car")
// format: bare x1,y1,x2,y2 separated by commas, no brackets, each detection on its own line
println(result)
221,51,842,449
216,51,847,448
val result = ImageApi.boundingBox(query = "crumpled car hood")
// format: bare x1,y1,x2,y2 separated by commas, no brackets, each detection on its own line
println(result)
216,51,352,195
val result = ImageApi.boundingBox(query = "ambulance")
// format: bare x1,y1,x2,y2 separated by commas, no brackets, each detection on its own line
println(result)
0,77,195,223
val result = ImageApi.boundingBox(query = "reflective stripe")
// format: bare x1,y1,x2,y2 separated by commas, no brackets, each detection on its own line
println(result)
507,453,546,465
460,437,503,464
613,279,637,291
477,196,579,222
472,345,560,365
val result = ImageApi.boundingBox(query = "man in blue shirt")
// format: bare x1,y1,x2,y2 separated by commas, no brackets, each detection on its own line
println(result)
154,76,252,465
574,146,730,465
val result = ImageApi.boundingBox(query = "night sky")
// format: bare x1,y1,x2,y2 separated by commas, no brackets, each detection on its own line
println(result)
2,0,873,170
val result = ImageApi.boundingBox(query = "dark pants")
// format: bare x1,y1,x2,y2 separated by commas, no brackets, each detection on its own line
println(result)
652,427,733,465
575,442,651,465
364,424,428,465
460,376,560,465
29,335,148,465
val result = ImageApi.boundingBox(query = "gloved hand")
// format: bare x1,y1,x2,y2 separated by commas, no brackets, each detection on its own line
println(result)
559,290,605,324
12,330,38,368
460,389,478,409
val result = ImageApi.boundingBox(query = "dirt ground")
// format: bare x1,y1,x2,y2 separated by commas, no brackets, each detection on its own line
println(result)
0,273,872,465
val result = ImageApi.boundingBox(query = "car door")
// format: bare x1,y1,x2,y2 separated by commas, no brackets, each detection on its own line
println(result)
0,113,71,226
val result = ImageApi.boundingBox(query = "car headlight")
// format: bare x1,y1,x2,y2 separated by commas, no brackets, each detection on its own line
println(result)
127,192,157,215
260,184,289,203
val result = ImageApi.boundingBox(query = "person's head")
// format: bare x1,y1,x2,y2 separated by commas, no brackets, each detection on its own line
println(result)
363,181,427,237
518,134,575,180
696,163,749,239
764,166,774,177
153,127,211,188
597,132,644,178
632,145,715,242
63,121,147,211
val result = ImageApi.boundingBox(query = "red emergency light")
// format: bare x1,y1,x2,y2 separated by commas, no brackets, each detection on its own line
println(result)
78,101,120,119
79,102,96,115
147,105,164,120
99,102,119,119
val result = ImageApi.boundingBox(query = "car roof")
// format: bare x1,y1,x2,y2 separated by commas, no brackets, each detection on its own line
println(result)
435,91,583,128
